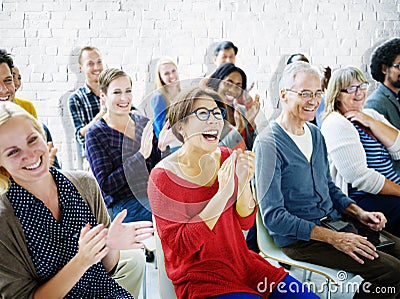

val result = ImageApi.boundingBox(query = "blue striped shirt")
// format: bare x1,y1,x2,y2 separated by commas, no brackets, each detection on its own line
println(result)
349,122,400,198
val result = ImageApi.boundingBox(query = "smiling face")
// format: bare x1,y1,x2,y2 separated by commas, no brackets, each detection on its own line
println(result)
281,72,322,123
159,63,179,87
217,71,243,105
12,66,21,91
0,116,49,186
337,78,367,114
0,63,16,102
384,54,400,91
79,49,103,85
179,96,224,153
214,48,236,67
101,75,132,116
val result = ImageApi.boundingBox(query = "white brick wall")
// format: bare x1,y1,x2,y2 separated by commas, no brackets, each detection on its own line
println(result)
2,0,400,169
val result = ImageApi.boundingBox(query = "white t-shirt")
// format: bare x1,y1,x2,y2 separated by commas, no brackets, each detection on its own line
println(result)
279,123,313,162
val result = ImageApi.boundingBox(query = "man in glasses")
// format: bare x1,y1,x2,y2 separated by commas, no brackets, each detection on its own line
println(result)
365,38,400,174
365,38,400,129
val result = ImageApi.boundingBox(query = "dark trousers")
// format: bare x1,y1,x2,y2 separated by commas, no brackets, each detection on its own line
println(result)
282,231,400,298
111,196,152,223
353,193,400,237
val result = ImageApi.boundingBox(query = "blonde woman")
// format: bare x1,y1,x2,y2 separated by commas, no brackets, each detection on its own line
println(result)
321,66,400,236
152,57,181,138
0,101,153,298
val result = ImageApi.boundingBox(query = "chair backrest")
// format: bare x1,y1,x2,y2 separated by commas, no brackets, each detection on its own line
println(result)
153,217,177,299
256,210,355,285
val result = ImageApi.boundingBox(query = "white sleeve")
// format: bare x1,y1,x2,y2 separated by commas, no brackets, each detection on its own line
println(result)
321,112,385,194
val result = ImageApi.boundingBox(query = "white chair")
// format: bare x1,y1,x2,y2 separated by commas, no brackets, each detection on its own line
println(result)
256,211,356,299
140,236,157,299
153,217,177,299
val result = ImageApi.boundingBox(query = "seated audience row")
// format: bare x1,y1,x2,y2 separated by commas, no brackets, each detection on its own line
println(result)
1,37,399,298
255,61,400,298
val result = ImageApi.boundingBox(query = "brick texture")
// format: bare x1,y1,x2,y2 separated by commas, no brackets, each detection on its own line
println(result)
2,0,399,169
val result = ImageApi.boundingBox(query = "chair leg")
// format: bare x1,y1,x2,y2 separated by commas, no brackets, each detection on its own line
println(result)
142,248,147,299
154,250,158,269
325,279,331,299
302,270,307,282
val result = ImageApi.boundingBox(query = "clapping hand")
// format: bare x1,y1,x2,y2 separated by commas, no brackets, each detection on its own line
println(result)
107,210,154,250
244,94,260,128
47,142,58,166
217,150,237,200
77,223,110,268
235,149,255,195
139,121,154,159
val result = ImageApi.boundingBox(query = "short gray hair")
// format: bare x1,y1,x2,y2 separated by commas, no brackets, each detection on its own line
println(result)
279,61,321,91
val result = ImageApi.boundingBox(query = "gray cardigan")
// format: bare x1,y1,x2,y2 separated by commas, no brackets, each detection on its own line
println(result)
254,122,354,247
365,83,400,174
0,170,110,299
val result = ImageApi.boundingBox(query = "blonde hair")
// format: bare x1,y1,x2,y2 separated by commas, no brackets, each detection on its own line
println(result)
154,57,181,107
0,101,45,194
323,66,367,119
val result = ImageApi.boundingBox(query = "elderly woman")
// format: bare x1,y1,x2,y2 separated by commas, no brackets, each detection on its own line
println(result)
148,86,318,299
255,61,400,298
0,101,154,298
321,66,400,236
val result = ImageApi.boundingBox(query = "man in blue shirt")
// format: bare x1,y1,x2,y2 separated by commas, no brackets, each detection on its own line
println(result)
256,61,400,297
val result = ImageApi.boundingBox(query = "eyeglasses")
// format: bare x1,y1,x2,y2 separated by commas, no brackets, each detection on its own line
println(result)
190,107,226,121
222,81,243,94
340,82,369,94
285,89,324,100
392,64,400,70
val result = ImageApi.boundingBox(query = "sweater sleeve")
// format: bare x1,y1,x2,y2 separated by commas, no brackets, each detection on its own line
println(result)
0,195,39,299
321,112,385,194
234,206,257,230
151,93,167,139
69,93,86,145
148,170,215,256
85,121,149,202
61,170,111,228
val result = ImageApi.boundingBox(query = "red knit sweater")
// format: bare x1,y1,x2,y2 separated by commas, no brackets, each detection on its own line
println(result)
148,147,287,299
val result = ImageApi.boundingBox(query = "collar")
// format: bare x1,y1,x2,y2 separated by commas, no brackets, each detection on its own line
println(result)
381,83,399,99
83,82,98,96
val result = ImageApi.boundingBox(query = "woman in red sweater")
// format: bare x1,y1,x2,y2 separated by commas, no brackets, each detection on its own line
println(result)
148,87,318,299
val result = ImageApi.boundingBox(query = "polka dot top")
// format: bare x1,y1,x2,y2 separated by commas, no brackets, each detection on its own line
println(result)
7,168,134,299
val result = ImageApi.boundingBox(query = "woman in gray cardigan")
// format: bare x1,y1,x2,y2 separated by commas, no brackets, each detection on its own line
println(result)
0,101,153,299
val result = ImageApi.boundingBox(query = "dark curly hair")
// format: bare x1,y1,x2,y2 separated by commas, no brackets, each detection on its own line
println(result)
370,37,400,83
